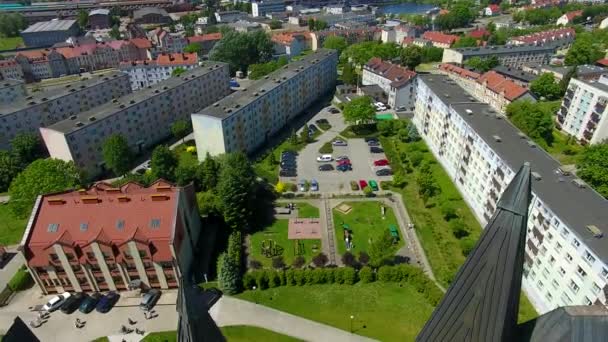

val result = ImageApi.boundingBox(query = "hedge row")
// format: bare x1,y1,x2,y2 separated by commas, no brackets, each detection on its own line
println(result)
243,264,443,306
8,266,33,292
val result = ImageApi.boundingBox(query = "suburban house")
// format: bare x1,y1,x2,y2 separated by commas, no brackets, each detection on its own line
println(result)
272,33,307,58
484,4,500,16
556,10,582,26
421,31,459,49
362,57,417,111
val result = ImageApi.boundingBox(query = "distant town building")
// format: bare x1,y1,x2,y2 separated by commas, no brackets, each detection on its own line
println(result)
289,11,375,27
0,59,25,81
0,79,26,105
508,28,575,47
492,65,537,86
119,52,199,90
191,49,338,159
556,10,582,26
362,58,416,111
421,31,459,49
325,4,349,15
484,4,500,16
272,33,307,58
381,24,416,44
20,19,80,47
88,9,111,29
442,44,557,68
252,0,286,17
41,64,230,175
148,28,188,56
20,180,202,294
186,33,223,55
133,7,172,25
214,11,247,23
229,20,262,33
310,27,378,50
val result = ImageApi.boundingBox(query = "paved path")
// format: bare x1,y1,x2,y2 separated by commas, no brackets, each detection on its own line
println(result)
321,198,339,265
211,296,377,342
0,246,24,290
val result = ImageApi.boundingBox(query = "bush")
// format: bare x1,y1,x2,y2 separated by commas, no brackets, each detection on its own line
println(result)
249,259,262,270
255,270,269,290
460,236,477,256
268,270,281,288
363,186,374,197
358,252,370,265
449,219,470,239
293,269,306,285
379,181,393,190
312,268,326,284
217,253,240,295
334,268,345,284
292,256,306,268
343,267,357,285
409,152,423,167
285,269,296,286
318,142,333,154
323,268,335,283
359,266,374,283
350,181,360,190
312,253,328,267
272,256,286,270
304,269,315,285
8,266,32,292
243,272,256,289
341,251,357,267
440,202,458,221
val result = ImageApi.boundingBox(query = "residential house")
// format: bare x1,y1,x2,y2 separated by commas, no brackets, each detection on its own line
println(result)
133,8,172,25
88,9,111,29
484,4,500,16
508,28,575,47
421,31,459,49
119,52,199,90
556,10,582,26
362,57,417,111
272,33,307,58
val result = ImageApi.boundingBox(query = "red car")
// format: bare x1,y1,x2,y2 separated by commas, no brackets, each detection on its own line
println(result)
359,180,368,189
337,159,351,165
374,159,389,166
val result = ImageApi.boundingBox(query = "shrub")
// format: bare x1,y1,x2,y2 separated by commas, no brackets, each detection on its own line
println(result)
292,256,306,269
285,269,296,286
363,186,374,197
254,270,269,289
293,269,306,285
379,180,393,190
312,253,329,267
359,266,374,283
217,252,240,295
312,268,326,284
358,252,370,265
324,268,335,283
350,181,360,190
318,142,333,154
243,272,256,289
272,256,286,270
304,269,315,285
8,267,32,292
449,219,470,239
341,251,357,267
377,265,396,282
334,268,345,284
409,152,423,167
440,202,458,221
268,270,281,288
278,271,286,285
460,236,477,256
343,267,357,285
249,259,262,270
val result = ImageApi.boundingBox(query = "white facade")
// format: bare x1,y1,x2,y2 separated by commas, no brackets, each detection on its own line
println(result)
119,58,198,90
362,59,416,110
557,76,608,145
252,0,286,17
414,74,608,315
192,49,338,159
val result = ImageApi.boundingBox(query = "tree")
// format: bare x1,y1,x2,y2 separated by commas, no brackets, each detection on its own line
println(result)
272,256,286,269
407,123,420,142
363,185,374,197
248,56,288,80
506,100,555,147
217,152,256,231
368,230,394,267
217,252,240,294
299,127,310,143
0,13,27,37
421,46,444,63
209,30,273,73
577,143,608,198
292,256,306,268
151,145,178,181
11,133,43,165
465,56,499,72
342,96,375,126
109,25,121,39
102,134,133,176
9,159,81,218
175,164,197,186
77,9,88,29
530,72,564,100
341,251,356,267
341,62,357,85
565,33,604,66
171,67,186,77
416,163,440,202
312,253,328,267
452,35,478,48
400,45,422,70
269,19,282,29
0,151,20,192
196,190,221,216
322,36,348,55
171,120,191,142
184,42,203,54
358,251,370,265
197,153,219,191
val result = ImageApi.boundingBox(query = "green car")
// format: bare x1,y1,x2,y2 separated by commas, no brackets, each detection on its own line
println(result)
368,180,379,191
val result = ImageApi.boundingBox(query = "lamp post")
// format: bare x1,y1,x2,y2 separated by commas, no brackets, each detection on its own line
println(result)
252,286,257,304
350,315,354,333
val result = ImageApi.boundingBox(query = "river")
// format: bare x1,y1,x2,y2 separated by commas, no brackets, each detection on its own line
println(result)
381,3,437,15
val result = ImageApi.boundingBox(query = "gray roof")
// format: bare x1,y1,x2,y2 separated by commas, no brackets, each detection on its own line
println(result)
493,65,538,83
133,7,170,19
454,43,557,57
0,71,127,117
517,306,608,342
194,49,338,120
575,77,608,93
89,9,110,16
0,79,24,89
21,19,77,33
419,74,608,262
577,64,608,76
46,63,227,134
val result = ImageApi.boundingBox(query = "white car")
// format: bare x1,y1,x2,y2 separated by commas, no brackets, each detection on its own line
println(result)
316,154,333,162
42,292,71,312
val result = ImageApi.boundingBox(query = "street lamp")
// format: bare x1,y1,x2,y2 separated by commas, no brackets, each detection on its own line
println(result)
252,286,257,304
350,315,354,333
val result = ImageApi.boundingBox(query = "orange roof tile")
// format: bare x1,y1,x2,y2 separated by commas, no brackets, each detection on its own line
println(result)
366,57,416,88
186,32,222,44
129,38,152,49
478,70,528,101
422,31,459,45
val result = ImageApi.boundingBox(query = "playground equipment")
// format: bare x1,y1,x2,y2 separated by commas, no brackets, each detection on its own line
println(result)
389,224,399,244
342,223,354,250
261,239,284,258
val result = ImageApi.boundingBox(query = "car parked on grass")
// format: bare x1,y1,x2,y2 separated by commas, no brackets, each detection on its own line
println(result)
332,140,347,146
374,159,390,166
60,292,85,314
140,289,161,311
317,154,333,162
310,179,319,191
359,180,368,189
43,292,71,312
370,147,384,153
79,292,101,314
376,168,392,176
319,164,334,171
96,291,119,313
369,180,379,191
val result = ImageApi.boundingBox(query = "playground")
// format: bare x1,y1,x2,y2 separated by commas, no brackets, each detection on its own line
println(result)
333,201,404,255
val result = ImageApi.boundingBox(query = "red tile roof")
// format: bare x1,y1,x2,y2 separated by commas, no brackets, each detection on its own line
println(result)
565,10,582,21
597,58,608,67
478,70,529,101
365,57,416,88
487,4,500,13
122,52,198,67
469,28,489,39
186,32,222,44
510,27,575,44
422,31,459,46
440,63,481,80
129,38,152,49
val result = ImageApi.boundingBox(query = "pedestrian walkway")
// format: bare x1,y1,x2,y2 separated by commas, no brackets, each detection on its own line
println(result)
211,296,377,342
321,198,339,265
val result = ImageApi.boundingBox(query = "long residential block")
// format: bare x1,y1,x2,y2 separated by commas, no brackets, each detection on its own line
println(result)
41,63,230,176
442,44,557,68
414,74,608,314
0,72,131,149
0,79,26,105
191,49,338,159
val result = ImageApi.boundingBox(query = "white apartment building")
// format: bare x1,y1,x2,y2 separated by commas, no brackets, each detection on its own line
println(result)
252,0,286,17
362,57,416,111
192,49,338,159
0,72,131,149
442,44,557,68
380,25,415,45
41,63,231,176
557,75,608,145
414,74,608,314
0,79,26,105
119,52,199,90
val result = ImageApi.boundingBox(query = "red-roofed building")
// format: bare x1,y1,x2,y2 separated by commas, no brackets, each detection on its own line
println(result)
0,59,24,81
508,27,575,47
557,10,582,26
272,32,307,58
421,31,460,48
484,4,501,16
119,52,199,90
20,180,202,294
468,28,490,40
186,33,222,55
363,57,417,110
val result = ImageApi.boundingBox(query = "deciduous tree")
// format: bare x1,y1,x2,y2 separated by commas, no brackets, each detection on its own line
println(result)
10,133,44,165
150,145,178,181
197,153,220,191
171,120,191,142
530,72,564,100
0,151,20,192
577,143,608,198
217,152,256,231
340,62,357,85
342,96,375,126
209,30,273,73
102,134,133,176
322,36,348,55
400,45,422,70
506,100,555,147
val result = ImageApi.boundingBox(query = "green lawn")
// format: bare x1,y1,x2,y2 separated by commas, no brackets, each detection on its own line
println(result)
297,202,319,218
142,331,176,342
0,37,24,50
174,141,199,168
415,63,439,73
249,219,321,268
236,283,435,342
221,325,303,342
0,203,27,245
333,201,403,255
545,129,583,165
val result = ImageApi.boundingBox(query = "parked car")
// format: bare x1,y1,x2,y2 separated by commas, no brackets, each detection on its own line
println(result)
60,292,85,314
319,164,334,171
317,154,333,162
332,140,347,146
281,160,296,168
337,159,351,165
364,137,378,143
374,159,390,166
337,164,352,172
282,150,297,157
329,107,340,114
316,118,329,124
370,147,384,153
336,155,349,161
308,124,318,132
359,180,368,189
298,179,306,192
376,168,392,176
369,180,379,191
375,102,387,111
79,292,101,314
43,292,71,312
280,169,297,177
368,140,380,147
310,179,319,191
96,291,120,313
140,289,161,311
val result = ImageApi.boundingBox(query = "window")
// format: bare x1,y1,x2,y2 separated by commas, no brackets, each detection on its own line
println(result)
116,219,125,230
562,293,572,305
65,253,74,260
552,279,559,289
576,266,587,278
138,250,147,258
585,251,596,265
569,280,580,294
572,239,580,248
602,268,608,280
47,223,59,232
150,218,161,229
565,254,573,263
592,282,601,294
80,222,88,231
50,253,59,261
537,280,544,289
546,292,553,301
559,267,566,276
555,242,562,252
549,256,556,265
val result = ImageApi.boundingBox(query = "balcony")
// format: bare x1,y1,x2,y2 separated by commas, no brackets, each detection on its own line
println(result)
590,113,601,123
583,130,593,140
594,103,606,114
586,121,597,131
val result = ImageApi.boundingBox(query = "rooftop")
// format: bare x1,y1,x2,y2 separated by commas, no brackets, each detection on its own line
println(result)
493,65,538,83
121,52,198,67
193,49,337,120
0,79,24,89
89,8,110,16
133,7,170,19
422,31,459,45
45,62,227,134
0,71,127,116
21,19,77,33
365,57,416,88
454,43,558,57
419,74,608,261
510,27,575,45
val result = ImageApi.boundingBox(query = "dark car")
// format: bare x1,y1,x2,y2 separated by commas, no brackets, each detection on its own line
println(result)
329,107,340,114
364,137,378,143
315,118,329,124
281,160,296,167
368,140,380,147
96,291,120,313
280,169,297,177
60,292,85,314
337,164,352,172
281,151,297,157
140,289,161,311
370,147,384,153
376,168,392,176
308,124,318,131
318,164,334,171
79,292,101,314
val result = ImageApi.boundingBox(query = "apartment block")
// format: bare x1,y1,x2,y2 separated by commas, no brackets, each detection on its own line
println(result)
0,59,25,81
556,75,608,145
119,52,199,90
252,0,286,17
442,44,557,68
508,27,575,47
362,57,416,110
0,72,131,149
414,74,608,314
192,49,338,159
0,79,26,105
41,63,230,176
20,180,201,294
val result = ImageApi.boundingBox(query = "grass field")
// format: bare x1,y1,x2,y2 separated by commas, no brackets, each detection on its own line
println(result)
333,201,403,255
174,141,198,168
297,202,320,218
142,331,176,342
0,203,27,245
249,219,321,268
221,325,303,342
0,37,24,51
236,283,435,342
545,129,583,165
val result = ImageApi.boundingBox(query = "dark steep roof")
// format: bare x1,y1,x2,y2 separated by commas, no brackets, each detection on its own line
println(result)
516,306,608,342
417,163,532,342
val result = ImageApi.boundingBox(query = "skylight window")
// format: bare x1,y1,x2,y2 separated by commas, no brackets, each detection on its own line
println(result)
80,222,88,231
150,218,160,229
116,219,125,230
47,223,59,232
